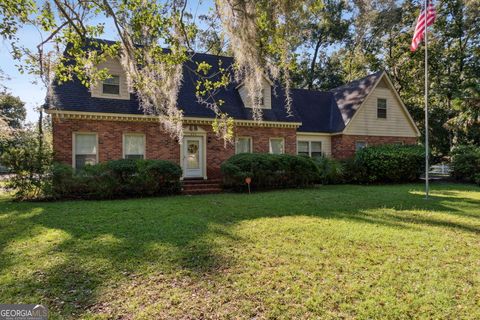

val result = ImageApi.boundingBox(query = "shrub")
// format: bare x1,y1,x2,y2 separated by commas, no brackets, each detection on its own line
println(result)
313,156,344,184
221,153,319,191
1,129,52,200
354,144,425,183
51,159,182,199
339,158,366,184
451,145,480,184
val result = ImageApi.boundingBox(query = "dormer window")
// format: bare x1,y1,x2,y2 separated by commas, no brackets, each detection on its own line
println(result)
238,81,271,109
254,89,264,106
103,75,120,95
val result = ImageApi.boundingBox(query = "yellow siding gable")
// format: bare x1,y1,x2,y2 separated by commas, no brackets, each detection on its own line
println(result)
344,78,419,137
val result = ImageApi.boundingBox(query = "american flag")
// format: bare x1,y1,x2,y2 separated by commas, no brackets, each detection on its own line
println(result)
411,0,437,52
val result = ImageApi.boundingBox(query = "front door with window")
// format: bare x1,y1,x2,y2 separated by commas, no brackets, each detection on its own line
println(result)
183,136,204,178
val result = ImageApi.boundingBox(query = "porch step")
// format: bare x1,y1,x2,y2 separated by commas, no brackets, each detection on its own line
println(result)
182,178,222,185
181,179,223,195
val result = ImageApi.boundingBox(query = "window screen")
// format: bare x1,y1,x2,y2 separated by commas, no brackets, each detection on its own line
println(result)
377,98,387,118
297,141,309,156
270,138,284,154
310,141,323,160
236,137,252,154
75,133,97,169
103,75,120,95
124,134,145,159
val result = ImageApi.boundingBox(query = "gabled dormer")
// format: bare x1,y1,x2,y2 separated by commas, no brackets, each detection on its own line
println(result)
237,77,272,109
90,58,131,100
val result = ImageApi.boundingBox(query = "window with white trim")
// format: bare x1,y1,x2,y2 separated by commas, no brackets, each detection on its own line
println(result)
297,141,309,156
103,75,120,95
236,137,252,154
377,98,387,118
355,141,367,151
74,133,97,169
123,134,145,159
269,138,284,154
297,141,323,160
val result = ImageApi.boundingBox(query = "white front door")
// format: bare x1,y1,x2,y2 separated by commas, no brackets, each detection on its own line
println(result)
183,136,204,178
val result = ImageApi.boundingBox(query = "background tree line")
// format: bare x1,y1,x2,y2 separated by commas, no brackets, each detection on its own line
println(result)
287,0,480,157
0,0,479,157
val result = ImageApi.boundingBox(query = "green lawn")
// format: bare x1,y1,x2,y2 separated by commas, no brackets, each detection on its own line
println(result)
1,183,479,319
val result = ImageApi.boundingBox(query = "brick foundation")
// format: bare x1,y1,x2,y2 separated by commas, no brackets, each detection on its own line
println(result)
52,117,297,179
331,134,418,159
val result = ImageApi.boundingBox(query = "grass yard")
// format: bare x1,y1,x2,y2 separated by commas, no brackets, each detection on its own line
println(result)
1,183,480,319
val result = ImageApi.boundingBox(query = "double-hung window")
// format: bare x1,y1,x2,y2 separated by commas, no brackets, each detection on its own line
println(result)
123,134,145,159
236,137,252,154
377,98,387,118
297,141,323,160
102,75,120,95
74,133,97,169
269,138,285,154
297,141,309,156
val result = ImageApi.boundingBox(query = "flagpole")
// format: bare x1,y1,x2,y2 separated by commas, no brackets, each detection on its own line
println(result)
424,0,430,199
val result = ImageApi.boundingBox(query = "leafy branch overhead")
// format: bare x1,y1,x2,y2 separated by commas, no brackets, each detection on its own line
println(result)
0,0,320,142
0,0,479,151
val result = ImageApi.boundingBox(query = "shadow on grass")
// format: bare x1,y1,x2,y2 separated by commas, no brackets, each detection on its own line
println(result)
0,183,479,316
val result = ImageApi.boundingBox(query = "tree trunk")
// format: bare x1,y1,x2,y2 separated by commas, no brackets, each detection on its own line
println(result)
307,37,323,90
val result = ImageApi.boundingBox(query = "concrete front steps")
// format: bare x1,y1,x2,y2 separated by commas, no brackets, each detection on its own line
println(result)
181,178,223,195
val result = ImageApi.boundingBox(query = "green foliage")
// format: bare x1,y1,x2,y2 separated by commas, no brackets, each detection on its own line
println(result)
354,144,425,183
313,155,344,184
451,145,480,185
51,159,182,200
339,158,367,184
0,93,26,129
0,128,52,200
1,184,480,319
221,153,319,191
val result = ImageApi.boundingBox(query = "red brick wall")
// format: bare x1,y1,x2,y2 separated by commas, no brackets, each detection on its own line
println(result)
331,134,418,159
52,117,180,165
52,118,297,178
205,125,297,178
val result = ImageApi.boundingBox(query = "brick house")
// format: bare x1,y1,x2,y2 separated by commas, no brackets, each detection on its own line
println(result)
46,46,420,181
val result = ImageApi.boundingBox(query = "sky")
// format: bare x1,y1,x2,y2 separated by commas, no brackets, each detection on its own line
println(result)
0,0,213,123
1,26,47,123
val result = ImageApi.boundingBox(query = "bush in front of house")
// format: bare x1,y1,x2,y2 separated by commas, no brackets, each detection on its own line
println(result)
312,156,344,184
52,159,182,199
338,158,366,184
451,145,480,185
221,153,320,191
353,144,425,183
0,128,52,200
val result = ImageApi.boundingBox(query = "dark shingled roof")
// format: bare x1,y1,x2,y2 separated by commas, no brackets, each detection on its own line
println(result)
293,89,345,133
47,42,302,123
47,39,385,133
330,71,384,127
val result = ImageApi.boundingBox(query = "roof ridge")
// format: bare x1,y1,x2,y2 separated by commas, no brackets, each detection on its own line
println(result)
291,88,333,94
84,37,234,60
330,70,384,92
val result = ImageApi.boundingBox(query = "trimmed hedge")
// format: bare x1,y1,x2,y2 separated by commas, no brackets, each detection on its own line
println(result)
52,159,182,199
221,153,319,191
354,144,425,183
451,145,480,185
313,156,344,184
